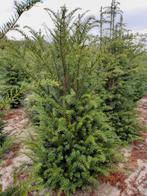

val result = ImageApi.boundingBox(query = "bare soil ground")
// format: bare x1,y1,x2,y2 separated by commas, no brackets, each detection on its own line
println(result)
0,109,32,192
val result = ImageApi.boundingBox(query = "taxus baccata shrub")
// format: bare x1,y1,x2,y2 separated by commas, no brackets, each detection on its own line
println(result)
35,90,119,195
0,41,28,108
17,4,146,194
97,38,142,141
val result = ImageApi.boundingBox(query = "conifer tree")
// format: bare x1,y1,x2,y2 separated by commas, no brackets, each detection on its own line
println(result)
22,6,119,195
95,0,144,141
97,34,142,141
2,1,146,194
0,0,41,151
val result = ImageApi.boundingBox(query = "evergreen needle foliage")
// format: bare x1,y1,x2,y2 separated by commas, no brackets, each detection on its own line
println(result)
24,6,119,195
31,89,119,195
1,0,147,194
0,41,28,108
0,0,41,39
97,37,143,141
0,0,42,173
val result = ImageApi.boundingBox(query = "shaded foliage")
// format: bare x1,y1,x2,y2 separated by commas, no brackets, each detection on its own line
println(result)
97,37,143,141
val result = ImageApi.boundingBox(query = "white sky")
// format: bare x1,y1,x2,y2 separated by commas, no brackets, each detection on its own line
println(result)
0,0,147,39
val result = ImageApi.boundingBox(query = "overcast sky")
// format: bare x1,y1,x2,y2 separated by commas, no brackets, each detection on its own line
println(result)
0,0,147,39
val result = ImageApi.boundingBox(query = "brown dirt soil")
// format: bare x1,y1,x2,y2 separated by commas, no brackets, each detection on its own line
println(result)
0,108,32,192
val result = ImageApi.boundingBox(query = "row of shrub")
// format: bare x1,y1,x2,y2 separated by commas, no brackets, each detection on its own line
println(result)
0,1,41,194
0,4,147,196
22,7,146,195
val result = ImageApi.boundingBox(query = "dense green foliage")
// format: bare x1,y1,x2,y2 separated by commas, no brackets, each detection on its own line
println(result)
1,0,147,195
0,0,41,185
97,38,143,141
131,52,147,100
0,41,27,108
31,89,118,194
22,6,147,194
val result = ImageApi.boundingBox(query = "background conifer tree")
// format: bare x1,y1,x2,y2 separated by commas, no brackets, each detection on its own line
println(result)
0,0,41,155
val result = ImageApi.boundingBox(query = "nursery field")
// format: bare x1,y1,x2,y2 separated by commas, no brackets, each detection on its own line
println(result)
1,0,147,195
